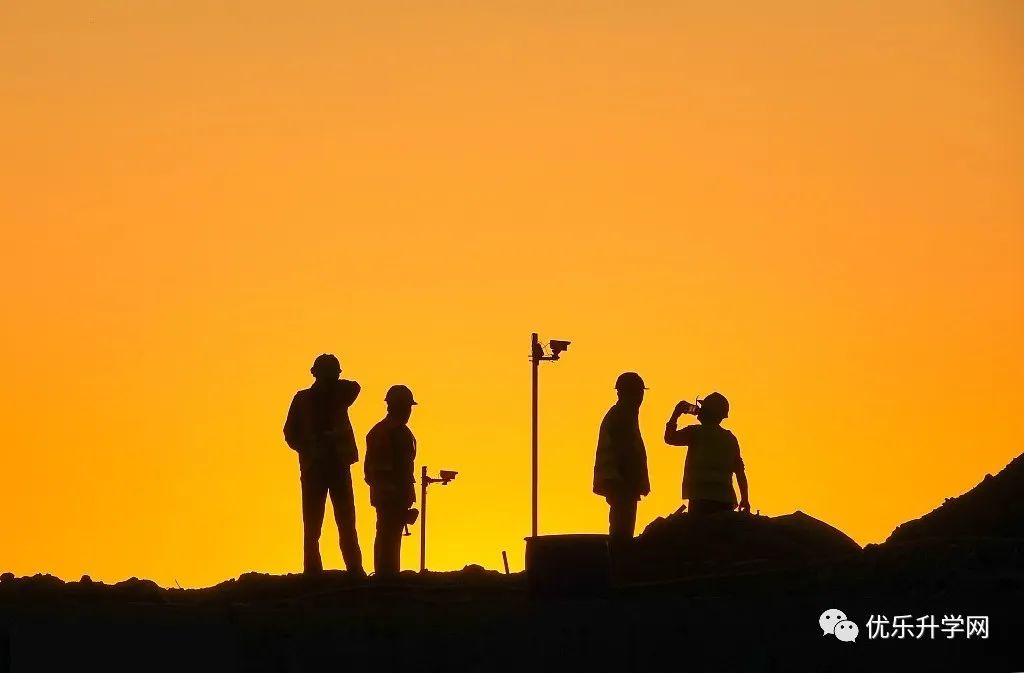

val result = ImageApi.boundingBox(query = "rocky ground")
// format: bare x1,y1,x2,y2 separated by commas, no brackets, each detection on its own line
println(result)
3,452,1023,673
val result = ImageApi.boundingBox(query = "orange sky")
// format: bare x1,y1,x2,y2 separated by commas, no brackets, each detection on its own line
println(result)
2,1,1022,587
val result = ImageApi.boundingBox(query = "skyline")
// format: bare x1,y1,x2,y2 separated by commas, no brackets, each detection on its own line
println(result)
2,0,1022,587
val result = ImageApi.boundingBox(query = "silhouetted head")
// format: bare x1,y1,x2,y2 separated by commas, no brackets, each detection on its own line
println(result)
615,372,647,409
384,384,417,424
310,353,341,382
697,392,729,425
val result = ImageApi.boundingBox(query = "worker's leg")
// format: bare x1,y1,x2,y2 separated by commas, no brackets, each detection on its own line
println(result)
373,505,405,578
300,467,329,573
606,494,638,543
605,494,637,579
327,467,365,576
383,506,406,576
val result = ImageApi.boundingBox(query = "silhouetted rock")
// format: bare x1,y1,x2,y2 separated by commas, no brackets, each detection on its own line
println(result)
887,451,1024,544
111,577,163,602
626,510,859,581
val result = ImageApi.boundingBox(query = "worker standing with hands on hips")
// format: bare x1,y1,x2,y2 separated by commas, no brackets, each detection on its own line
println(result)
664,392,750,515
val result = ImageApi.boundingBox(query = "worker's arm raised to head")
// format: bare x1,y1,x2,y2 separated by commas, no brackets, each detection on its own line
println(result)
664,410,694,446
338,379,361,407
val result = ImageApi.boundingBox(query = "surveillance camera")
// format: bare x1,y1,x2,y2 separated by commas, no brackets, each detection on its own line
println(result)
549,340,571,358
439,470,458,483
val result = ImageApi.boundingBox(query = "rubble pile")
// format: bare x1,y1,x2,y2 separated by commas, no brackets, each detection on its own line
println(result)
626,509,860,581
887,452,1024,544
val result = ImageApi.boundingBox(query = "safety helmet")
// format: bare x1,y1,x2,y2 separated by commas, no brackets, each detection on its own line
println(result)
614,372,648,392
310,353,341,377
385,384,418,406
699,392,729,420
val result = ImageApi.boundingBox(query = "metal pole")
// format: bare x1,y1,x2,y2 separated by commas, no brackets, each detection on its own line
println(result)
420,464,428,572
531,332,539,538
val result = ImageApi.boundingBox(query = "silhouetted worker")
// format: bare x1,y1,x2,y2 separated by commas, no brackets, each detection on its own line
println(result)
283,354,365,576
364,384,418,578
664,392,750,515
593,372,651,545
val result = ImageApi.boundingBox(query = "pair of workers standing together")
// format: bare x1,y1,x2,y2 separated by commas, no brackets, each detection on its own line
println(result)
283,355,751,576
593,372,751,547
283,353,417,578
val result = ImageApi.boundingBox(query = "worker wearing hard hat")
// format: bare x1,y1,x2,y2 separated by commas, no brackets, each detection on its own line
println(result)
283,353,366,576
364,384,419,578
593,372,651,545
664,392,750,515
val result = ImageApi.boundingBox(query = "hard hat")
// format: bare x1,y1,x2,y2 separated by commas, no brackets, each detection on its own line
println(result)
385,384,418,406
311,353,341,376
614,372,648,392
700,392,729,419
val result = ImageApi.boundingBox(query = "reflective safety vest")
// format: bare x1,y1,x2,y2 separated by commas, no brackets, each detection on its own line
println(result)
365,417,417,509
680,424,742,506
593,404,650,499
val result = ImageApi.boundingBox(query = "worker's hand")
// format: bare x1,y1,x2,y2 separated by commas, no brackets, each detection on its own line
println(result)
737,498,751,513
671,401,690,419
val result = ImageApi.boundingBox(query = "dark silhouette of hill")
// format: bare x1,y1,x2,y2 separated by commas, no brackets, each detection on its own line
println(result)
3,457,1024,671
886,451,1024,543
2,555,1019,672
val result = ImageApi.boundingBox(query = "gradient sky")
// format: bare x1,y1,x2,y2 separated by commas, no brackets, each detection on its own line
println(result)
2,1,1021,587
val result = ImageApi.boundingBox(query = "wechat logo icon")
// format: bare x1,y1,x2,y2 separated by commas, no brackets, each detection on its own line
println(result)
820,609,859,643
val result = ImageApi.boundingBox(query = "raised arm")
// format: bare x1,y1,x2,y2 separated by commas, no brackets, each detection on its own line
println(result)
338,379,361,407
664,402,694,446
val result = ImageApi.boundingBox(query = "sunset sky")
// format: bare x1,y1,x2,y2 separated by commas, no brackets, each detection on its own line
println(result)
2,1,1021,588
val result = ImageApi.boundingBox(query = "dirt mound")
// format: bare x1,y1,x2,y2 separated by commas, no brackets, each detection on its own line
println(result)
625,510,860,581
886,451,1024,544
0,566,518,608
0,573,164,605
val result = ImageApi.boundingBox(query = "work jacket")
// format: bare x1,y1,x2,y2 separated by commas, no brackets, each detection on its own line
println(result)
364,416,417,509
593,403,650,500
665,422,743,506
283,379,361,468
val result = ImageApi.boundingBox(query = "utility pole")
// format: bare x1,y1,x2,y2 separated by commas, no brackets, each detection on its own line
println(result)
531,333,540,539
530,333,570,539
420,465,428,573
